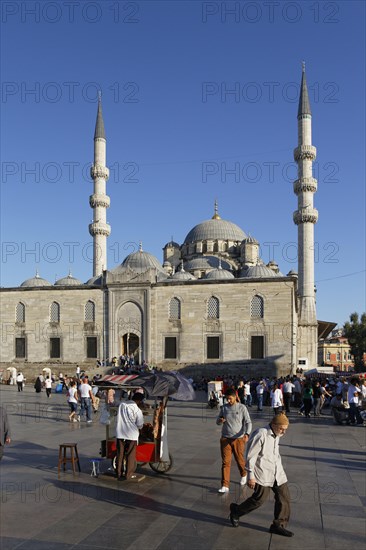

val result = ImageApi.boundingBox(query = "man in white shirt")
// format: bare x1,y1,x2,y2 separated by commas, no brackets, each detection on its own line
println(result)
229,413,293,537
282,378,295,413
347,377,362,425
78,376,95,423
116,393,144,480
16,372,24,392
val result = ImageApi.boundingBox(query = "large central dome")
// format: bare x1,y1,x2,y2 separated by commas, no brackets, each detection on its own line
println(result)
184,205,246,243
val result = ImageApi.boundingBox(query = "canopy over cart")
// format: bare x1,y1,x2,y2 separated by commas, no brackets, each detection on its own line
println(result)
95,371,195,474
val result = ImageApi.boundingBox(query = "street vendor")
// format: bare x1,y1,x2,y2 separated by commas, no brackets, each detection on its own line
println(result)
116,392,144,480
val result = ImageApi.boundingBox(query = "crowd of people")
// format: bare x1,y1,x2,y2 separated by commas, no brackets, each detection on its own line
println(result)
201,373,366,425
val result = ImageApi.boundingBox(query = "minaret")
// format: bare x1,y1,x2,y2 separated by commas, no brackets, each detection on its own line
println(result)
293,63,318,366
89,96,111,276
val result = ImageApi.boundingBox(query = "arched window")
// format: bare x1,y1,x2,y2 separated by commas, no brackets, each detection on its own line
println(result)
208,296,219,319
50,301,60,322
85,300,95,321
250,295,264,318
326,351,331,361
336,352,341,361
169,297,181,320
16,302,25,322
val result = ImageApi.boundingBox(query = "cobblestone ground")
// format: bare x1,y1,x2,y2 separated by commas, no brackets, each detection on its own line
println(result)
0,385,365,549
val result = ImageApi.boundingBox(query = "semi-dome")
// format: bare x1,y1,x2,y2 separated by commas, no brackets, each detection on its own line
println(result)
184,202,246,244
54,272,83,286
184,256,232,271
20,271,52,288
239,264,280,279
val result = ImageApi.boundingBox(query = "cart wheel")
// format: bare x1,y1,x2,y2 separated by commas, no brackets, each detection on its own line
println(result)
149,453,173,474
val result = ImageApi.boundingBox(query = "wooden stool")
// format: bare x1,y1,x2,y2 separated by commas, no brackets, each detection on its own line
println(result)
58,443,81,477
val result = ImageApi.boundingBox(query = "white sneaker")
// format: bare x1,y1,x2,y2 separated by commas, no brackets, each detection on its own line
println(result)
218,486,229,493
240,476,247,486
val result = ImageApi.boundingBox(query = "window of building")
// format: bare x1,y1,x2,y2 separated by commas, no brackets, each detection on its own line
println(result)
207,336,220,359
250,295,264,318
15,337,26,358
169,298,181,320
164,337,177,359
207,296,219,319
50,337,61,358
343,352,347,360
326,352,331,361
85,300,95,321
16,302,25,323
86,337,97,358
50,302,60,322
251,336,264,359
348,352,352,360
336,352,341,361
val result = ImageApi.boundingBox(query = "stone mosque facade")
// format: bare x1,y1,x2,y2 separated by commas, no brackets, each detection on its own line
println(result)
0,68,320,376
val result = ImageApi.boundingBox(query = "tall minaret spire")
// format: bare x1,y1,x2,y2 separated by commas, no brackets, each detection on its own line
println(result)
293,63,318,367
89,95,111,276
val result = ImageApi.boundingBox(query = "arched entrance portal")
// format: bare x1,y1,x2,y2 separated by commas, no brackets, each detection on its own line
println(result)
117,301,143,365
121,333,140,362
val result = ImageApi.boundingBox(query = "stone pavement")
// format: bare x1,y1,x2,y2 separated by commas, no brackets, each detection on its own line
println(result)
0,385,365,550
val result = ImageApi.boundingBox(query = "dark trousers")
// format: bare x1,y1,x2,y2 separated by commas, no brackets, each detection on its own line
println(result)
283,393,292,413
237,481,291,527
303,399,312,417
17,382,23,392
117,439,137,479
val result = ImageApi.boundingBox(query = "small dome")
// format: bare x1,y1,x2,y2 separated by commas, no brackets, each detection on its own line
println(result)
170,263,196,281
20,271,52,288
205,267,235,280
112,243,165,275
163,240,180,249
55,272,83,286
86,274,103,286
239,265,280,279
287,270,298,277
244,235,259,244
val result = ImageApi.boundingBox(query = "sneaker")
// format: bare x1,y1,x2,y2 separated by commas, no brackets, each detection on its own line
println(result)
77,416,81,422
229,503,239,528
87,420,93,423
240,476,247,486
269,524,294,537
218,486,229,493
73,418,78,423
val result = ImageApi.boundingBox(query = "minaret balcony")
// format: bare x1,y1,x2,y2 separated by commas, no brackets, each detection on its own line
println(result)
90,164,110,180
294,145,316,161
89,222,111,236
293,177,318,194
293,208,319,225
89,194,110,209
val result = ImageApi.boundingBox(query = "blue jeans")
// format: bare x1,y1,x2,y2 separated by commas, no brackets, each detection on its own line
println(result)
81,397,92,421
257,395,263,410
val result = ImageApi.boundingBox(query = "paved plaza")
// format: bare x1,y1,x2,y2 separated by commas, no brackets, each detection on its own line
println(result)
0,384,365,550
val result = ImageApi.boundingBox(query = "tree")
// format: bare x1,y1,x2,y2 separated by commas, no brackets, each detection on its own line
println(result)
343,312,366,372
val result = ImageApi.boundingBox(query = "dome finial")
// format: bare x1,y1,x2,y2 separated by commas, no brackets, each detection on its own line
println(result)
212,198,221,220
180,260,185,272
35,269,40,278
139,241,143,252
302,60,305,73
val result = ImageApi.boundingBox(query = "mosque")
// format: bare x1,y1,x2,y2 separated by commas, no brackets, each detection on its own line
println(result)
0,67,323,376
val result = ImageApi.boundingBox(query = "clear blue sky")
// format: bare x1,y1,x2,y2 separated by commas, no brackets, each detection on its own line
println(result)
1,0,365,328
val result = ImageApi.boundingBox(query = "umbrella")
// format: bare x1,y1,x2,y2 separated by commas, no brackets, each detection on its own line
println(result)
95,371,195,400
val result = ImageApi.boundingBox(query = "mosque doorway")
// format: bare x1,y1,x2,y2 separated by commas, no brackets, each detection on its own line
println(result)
121,333,140,364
